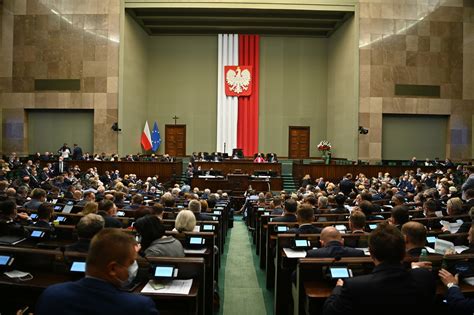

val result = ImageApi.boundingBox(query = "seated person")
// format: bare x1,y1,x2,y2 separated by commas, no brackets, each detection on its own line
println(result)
442,197,466,234
135,215,184,258
23,188,47,210
36,229,159,315
330,194,349,220
288,203,321,234
33,203,54,231
98,200,123,228
123,194,143,211
323,223,436,315
344,210,369,248
307,227,364,258
460,225,474,254
272,199,298,223
401,221,426,258
66,214,105,253
0,199,28,236
389,205,409,230
439,268,474,315
173,210,196,233
77,191,96,207
189,199,213,221
270,196,284,215
79,201,98,215
422,199,442,230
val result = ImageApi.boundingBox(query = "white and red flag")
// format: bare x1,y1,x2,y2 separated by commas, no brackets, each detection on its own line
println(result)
141,121,152,151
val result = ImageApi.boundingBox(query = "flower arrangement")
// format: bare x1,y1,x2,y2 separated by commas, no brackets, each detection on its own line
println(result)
317,140,332,152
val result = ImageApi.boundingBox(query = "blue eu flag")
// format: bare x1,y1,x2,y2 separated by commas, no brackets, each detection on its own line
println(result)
151,121,161,152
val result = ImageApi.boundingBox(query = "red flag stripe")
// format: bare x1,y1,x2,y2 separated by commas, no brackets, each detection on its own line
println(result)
237,34,259,157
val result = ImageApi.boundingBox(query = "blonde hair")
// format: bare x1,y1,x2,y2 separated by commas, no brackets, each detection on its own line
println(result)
447,197,463,215
175,210,196,232
82,202,99,215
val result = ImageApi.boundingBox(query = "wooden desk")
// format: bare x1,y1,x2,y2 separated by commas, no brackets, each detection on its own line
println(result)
195,160,281,176
191,176,282,192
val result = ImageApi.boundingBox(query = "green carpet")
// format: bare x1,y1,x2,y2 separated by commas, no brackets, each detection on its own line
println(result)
217,218,273,315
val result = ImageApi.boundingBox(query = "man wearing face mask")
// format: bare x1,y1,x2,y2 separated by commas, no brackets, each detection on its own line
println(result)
36,228,159,315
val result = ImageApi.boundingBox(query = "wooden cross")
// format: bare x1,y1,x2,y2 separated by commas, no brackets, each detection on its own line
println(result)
172,115,179,125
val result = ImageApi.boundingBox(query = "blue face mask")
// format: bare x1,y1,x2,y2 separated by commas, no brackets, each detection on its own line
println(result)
116,260,138,288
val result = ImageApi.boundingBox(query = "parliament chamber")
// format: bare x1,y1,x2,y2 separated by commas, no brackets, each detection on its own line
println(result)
1,0,474,314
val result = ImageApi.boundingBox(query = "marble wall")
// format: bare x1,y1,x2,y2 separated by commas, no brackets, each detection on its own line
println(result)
358,0,474,162
0,0,120,155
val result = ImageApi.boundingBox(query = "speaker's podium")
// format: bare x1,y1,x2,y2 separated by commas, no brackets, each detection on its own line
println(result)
227,173,249,192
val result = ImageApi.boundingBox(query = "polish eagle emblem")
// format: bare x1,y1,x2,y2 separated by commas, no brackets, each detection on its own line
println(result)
224,66,252,96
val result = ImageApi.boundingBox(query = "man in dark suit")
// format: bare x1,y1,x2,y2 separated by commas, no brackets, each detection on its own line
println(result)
389,205,409,230
307,227,364,258
66,214,104,253
322,223,436,315
72,143,83,160
189,199,213,221
401,221,426,258
439,268,474,315
344,210,369,248
32,203,54,232
338,173,356,196
36,228,159,315
272,198,297,223
23,188,47,210
98,200,123,228
288,203,321,234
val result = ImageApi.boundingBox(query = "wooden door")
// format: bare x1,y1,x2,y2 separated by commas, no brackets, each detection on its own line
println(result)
165,125,186,157
288,126,310,159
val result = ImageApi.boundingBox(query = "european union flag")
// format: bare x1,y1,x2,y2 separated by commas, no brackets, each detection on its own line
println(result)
151,121,161,152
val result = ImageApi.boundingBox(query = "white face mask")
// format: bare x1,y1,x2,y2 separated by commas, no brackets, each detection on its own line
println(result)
116,260,138,288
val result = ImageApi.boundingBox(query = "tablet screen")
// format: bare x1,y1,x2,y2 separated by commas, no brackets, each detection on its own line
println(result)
70,262,86,272
369,224,378,230
277,226,288,232
31,230,44,238
426,236,437,243
330,267,350,278
155,266,174,278
56,216,65,222
190,237,203,245
62,205,73,213
295,239,309,247
0,255,11,266
30,213,38,219
203,225,214,231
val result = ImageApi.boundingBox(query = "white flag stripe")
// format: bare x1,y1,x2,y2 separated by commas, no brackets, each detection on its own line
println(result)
217,34,239,154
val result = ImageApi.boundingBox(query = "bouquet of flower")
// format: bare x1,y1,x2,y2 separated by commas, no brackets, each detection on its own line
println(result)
317,140,332,152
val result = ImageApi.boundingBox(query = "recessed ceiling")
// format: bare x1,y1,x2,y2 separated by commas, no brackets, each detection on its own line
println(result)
126,8,353,37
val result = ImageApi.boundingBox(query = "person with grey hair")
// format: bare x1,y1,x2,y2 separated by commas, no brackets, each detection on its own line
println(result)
66,213,105,253
173,210,196,233
188,199,213,221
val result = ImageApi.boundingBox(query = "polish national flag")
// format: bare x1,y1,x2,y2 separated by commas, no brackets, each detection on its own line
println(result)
141,121,152,151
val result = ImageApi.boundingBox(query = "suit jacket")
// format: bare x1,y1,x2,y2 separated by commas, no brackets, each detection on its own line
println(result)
272,214,297,223
23,199,43,210
307,241,365,258
35,277,159,315
339,179,356,196
196,212,214,221
323,263,436,315
462,174,474,199
271,207,284,215
102,215,123,228
445,285,474,315
288,224,321,234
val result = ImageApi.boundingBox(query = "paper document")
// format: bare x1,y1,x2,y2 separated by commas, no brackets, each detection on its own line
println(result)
435,211,443,218
141,279,193,295
463,276,474,286
440,220,463,234
434,239,455,255
283,248,307,258
455,245,469,254
424,246,436,254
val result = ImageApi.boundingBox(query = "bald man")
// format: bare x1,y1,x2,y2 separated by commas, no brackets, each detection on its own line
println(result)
307,226,365,258
401,221,427,258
